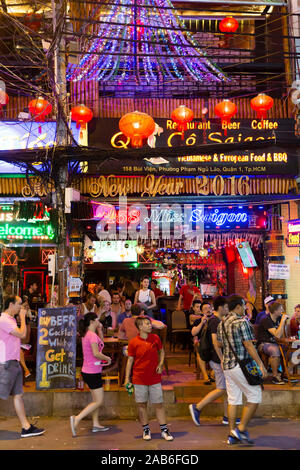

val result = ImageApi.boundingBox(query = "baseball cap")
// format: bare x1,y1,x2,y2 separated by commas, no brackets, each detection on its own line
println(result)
264,296,274,306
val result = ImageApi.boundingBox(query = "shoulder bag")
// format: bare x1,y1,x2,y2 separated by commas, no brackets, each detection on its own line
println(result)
222,322,263,386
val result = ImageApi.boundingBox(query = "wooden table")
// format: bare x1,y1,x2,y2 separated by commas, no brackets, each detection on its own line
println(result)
103,336,128,386
277,338,300,386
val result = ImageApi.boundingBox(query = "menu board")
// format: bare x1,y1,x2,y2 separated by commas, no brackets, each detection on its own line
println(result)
36,306,77,390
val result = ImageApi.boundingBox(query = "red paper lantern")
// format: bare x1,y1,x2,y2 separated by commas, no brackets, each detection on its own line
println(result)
119,111,155,148
0,90,9,108
71,104,93,128
28,97,52,133
250,93,274,122
219,17,239,34
214,99,237,135
171,105,194,140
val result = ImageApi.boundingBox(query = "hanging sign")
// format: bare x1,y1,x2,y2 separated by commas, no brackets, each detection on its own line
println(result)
287,219,300,247
88,118,297,176
268,263,290,280
36,306,77,390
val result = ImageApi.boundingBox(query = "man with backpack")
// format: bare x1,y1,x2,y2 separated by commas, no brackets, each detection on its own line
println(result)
189,296,235,427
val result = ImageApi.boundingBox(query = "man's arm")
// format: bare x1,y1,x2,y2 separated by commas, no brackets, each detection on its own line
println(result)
211,333,223,362
268,314,289,339
125,356,134,386
177,294,183,311
191,318,206,337
10,309,27,339
156,348,165,373
151,319,166,330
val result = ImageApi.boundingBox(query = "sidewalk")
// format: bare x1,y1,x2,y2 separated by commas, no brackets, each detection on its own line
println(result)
1,416,300,450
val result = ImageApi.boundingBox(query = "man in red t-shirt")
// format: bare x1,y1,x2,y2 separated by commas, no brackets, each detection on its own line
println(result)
177,278,202,313
125,316,173,442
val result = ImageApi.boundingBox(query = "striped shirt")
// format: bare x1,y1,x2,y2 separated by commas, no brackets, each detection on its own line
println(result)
217,313,254,370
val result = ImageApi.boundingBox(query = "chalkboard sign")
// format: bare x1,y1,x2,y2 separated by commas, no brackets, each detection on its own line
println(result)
36,306,77,390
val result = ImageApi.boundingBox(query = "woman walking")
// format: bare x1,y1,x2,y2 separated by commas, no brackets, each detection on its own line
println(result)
70,312,111,436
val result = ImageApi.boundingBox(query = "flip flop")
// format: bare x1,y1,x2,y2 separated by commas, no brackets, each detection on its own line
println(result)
70,415,77,437
92,426,110,432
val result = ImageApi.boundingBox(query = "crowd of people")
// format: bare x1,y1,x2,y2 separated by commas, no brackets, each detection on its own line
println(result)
1,276,300,446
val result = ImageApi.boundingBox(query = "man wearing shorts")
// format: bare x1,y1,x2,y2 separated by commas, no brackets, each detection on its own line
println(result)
0,296,45,438
125,316,173,441
217,295,267,446
256,301,289,384
189,296,238,426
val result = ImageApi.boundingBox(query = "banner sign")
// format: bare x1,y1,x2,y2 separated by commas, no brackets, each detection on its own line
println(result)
287,219,300,247
268,263,290,280
36,306,77,390
88,118,297,176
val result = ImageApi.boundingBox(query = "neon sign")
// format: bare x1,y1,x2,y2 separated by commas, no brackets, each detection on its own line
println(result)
0,206,54,241
287,219,300,247
190,209,248,226
0,223,54,240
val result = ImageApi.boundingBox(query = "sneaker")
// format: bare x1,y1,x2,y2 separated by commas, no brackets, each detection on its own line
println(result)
282,376,299,383
161,429,174,441
272,376,285,385
143,428,151,441
222,416,241,425
232,427,254,446
189,404,201,426
21,424,45,438
227,434,240,445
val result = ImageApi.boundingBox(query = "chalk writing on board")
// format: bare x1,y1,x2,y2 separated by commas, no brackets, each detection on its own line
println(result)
36,306,77,390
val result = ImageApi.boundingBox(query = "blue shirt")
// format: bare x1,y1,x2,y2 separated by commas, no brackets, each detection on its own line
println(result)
118,311,132,325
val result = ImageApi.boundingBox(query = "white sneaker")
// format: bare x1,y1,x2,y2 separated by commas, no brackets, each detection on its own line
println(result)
143,428,151,440
161,429,174,441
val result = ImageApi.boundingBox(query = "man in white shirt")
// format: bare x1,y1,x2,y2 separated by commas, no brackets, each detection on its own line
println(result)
97,282,111,304
0,296,45,438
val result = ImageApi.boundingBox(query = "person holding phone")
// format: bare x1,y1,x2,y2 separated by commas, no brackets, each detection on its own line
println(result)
0,296,45,438
70,312,111,436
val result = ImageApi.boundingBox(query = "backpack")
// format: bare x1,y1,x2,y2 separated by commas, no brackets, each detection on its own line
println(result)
198,320,211,362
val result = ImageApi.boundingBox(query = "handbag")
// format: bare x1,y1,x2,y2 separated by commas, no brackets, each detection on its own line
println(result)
222,322,263,386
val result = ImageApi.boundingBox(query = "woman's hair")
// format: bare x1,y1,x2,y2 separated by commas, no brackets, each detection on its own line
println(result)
78,312,98,337
123,280,135,297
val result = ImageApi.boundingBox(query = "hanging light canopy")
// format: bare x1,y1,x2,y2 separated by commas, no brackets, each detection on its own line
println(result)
119,111,155,148
171,105,194,140
66,0,228,85
250,93,274,122
214,99,237,135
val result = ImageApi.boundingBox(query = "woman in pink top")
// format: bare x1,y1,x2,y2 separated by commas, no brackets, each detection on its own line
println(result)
70,312,111,437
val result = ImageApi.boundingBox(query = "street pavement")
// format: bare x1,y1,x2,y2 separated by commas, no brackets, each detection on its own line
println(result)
0,416,300,451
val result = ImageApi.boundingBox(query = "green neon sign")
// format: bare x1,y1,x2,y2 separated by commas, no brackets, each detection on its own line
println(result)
0,223,55,240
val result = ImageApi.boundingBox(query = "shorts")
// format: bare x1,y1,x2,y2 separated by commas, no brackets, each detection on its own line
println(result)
134,383,163,404
224,364,262,406
258,342,280,357
0,361,23,400
81,372,103,390
209,360,226,390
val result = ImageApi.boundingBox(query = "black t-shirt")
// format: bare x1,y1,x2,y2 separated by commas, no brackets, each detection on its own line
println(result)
257,315,280,345
206,315,221,364
101,314,112,329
